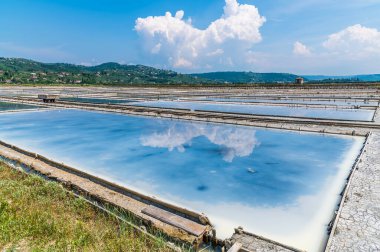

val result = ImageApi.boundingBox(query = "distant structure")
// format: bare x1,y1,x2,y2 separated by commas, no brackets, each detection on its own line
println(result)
295,77,304,84
38,94,59,103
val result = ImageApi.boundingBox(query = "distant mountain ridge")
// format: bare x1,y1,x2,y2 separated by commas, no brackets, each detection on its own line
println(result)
304,74,380,82
0,57,379,85
194,72,380,83
191,71,301,83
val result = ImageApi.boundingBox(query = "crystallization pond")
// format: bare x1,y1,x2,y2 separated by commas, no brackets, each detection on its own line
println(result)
0,109,364,251
198,98,380,106
131,100,374,121
60,97,134,104
0,101,41,111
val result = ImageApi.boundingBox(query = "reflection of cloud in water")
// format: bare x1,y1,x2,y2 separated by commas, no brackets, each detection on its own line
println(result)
136,138,363,252
141,124,259,162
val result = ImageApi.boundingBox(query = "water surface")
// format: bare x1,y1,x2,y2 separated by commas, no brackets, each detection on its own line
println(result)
131,100,374,121
61,97,133,104
0,101,41,111
0,109,363,251
198,97,379,106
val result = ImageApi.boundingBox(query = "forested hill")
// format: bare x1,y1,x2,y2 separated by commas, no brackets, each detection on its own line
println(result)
17,57,380,85
1,57,379,85
0,58,210,85
0,58,305,85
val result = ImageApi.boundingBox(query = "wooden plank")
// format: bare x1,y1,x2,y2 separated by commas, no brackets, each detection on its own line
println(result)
227,242,243,252
141,205,207,237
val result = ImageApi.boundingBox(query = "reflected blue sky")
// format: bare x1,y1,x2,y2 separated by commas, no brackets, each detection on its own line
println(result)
0,101,41,111
199,97,380,106
0,109,364,251
131,100,374,121
60,97,133,104
0,109,354,205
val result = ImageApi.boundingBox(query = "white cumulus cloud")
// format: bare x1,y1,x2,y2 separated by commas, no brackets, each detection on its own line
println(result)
289,24,380,74
293,41,312,56
323,24,380,57
135,0,266,70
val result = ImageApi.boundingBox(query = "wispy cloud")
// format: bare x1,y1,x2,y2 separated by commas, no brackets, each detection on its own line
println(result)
293,41,312,56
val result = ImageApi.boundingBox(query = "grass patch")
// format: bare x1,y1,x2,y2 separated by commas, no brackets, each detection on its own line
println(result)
0,162,172,251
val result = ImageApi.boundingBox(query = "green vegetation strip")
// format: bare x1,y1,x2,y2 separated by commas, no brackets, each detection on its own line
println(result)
0,162,171,252
1,58,380,86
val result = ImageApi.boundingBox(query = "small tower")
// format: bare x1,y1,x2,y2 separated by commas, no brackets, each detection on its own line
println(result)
295,77,304,84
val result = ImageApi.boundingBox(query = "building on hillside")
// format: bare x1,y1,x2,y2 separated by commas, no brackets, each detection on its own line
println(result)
295,77,304,84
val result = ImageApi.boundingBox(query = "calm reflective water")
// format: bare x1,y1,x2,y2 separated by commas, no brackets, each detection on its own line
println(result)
0,101,41,111
131,100,374,121
199,97,380,106
0,109,363,251
61,97,133,104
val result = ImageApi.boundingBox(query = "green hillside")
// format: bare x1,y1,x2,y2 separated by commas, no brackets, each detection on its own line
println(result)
1,57,379,85
0,58,210,85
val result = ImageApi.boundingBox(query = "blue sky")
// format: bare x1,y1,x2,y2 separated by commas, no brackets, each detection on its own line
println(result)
1,0,380,74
